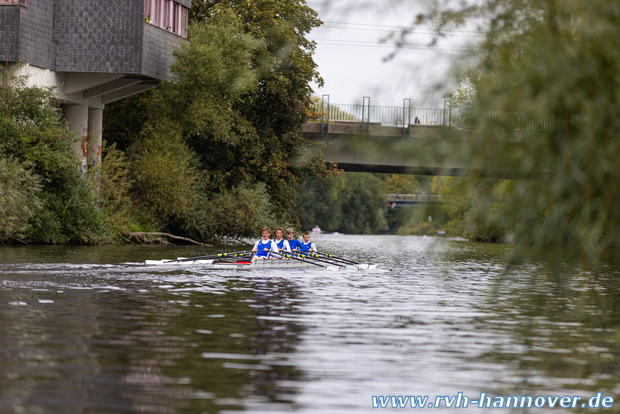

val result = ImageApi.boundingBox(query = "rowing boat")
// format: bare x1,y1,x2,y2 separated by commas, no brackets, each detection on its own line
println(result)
145,258,341,270
144,252,377,271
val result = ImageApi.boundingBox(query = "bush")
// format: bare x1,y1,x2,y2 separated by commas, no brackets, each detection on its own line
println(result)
130,123,200,221
0,157,41,242
182,183,278,243
0,73,108,244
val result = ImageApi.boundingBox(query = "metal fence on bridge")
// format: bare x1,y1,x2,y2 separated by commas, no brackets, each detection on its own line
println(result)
386,194,444,204
309,96,590,132
310,100,449,126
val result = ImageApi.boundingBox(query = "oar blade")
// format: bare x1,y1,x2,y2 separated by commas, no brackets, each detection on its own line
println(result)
144,259,214,265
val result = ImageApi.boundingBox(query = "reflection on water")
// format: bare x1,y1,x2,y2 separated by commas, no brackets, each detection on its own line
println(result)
0,236,619,413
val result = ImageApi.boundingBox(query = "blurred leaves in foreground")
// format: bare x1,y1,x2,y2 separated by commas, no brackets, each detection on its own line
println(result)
408,0,620,269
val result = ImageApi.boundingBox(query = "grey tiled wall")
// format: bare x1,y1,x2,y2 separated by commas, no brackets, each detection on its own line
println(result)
0,0,186,81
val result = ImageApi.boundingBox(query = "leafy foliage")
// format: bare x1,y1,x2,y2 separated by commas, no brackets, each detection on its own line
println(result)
412,0,620,267
130,122,200,221
99,143,137,235
182,183,279,243
295,173,387,234
187,1,326,216
0,72,107,244
385,174,421,194
0,157,41,242
102,2,327,243
430,177,508,242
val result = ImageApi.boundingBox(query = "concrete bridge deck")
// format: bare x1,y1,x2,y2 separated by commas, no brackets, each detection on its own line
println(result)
302,121,510,177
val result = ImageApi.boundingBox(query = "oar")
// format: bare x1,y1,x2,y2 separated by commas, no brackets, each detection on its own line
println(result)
279,253,341,272
306,252,376,270
311,251,360,265
145,251,252,265
298,252,363,270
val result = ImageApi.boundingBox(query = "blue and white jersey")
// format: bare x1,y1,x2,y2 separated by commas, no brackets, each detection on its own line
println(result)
297,241,317,254
287,238,301,252
275,238,291,253
253,239,278,258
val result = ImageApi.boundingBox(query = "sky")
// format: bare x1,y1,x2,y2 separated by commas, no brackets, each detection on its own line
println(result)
304,0,479,107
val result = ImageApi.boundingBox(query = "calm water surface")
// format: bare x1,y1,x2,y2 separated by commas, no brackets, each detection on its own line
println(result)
0,235,619,413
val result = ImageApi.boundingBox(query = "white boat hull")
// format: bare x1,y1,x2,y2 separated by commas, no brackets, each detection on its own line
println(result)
143,257,376,271
211,259,323,270
145,259,214,266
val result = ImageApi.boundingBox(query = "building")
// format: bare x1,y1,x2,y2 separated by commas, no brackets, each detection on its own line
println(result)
0,0,191,176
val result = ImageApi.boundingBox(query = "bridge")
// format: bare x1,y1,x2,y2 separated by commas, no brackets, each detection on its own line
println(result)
381,193,444,216
303,96,578,177
386,194,444,208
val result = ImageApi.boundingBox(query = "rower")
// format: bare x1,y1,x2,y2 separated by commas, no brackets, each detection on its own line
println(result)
297,231,317,255
251,227,279,262
274,227,292,255
286,228,301,252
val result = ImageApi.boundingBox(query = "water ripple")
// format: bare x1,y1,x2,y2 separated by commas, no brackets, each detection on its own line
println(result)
0,235,618,413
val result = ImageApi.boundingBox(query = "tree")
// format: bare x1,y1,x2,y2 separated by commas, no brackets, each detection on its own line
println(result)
409,0,620,268
0,157,41,242
339,173,387,234
385,174,421,194
295,174,345,231
295,173,387,234
188,1,326,217
0,71,106,244
102,2,328,242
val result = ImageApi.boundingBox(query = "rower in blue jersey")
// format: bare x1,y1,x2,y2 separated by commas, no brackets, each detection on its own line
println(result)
251,227,279,262
274,227,291,256
297,231,318,254
286,228,301,252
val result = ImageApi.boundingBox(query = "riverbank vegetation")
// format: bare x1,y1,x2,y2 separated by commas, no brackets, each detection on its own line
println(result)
0,73,108,244
1,1,327,245
102,3,328,244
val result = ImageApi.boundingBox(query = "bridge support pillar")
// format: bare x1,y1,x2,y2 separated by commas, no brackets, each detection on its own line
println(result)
64,103,89,175
63,104,103,197
88,107,103,195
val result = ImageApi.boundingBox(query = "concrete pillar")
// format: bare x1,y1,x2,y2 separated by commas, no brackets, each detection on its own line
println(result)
63,103,89,175
88,107,103,195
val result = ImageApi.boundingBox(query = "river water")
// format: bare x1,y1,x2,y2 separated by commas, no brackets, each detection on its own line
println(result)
0,234,619,413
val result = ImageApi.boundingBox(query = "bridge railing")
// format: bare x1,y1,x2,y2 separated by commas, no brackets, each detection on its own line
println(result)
458,111,591,131
386,194,444,203
309,102,448,126
309,101,591,132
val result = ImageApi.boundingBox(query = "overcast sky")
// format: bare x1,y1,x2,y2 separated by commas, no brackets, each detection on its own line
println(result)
305,0,477,107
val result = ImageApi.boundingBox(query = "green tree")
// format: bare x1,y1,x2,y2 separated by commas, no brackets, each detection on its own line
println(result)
339,173,387,234
411,0,620,267
295,174,345,231
102,2,327,242
295,173,387,234
430,176,509,242
0,72,106,244
385,174,421,194
188,1,326,217
0,157,41,242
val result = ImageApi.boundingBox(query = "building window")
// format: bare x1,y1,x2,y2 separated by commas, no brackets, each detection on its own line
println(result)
0,0,27,5
145,0,188,38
